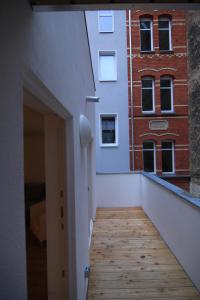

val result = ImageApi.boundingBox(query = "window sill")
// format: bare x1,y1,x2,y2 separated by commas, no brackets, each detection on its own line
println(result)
142,112,157,116
144,171,156,175
140,51,155,54
99,79,117,82
161,111,176,116
159,50,174,54
161,172,175,176
99,31,114,34
100,144,119,148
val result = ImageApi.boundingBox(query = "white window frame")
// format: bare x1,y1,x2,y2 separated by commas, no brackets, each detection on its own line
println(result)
142,141,156,174
158,18,172,51
141,77,155,114
160,76,174,113
162,140,175,174
98,11,114,33
98,50,117,82
140,18,154,52
99,113,118,147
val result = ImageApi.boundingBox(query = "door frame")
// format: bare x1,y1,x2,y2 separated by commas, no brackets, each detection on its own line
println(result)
23,67,77,300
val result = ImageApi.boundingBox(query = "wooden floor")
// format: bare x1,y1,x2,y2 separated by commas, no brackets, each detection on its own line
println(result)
88,207,200,300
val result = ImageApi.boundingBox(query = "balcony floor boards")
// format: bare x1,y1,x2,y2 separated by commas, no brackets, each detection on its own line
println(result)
88,207,200,300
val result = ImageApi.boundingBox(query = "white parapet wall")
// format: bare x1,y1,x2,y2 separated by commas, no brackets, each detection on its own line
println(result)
141,173,200,292
95,172,142,207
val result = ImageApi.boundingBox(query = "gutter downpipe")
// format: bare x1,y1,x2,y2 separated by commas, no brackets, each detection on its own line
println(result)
129,9,134,170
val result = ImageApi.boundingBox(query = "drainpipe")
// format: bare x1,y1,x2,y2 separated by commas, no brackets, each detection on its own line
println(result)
129,10,134,170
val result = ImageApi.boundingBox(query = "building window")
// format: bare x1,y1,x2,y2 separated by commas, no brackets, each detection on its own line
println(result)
98,11,114,33
99,51,117,81
142,77,155,113
160,77,173,112
143,141,156,173
140,18,153,52
158,18,172,51
162,141,174,173
100,114,118,146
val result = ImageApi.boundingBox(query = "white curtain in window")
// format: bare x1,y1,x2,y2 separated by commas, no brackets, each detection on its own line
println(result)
99,54,116,81
99,11,113,32
102,119,115,130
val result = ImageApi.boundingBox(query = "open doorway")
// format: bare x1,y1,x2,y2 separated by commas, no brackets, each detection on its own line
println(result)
23,89,69,300
24,105,47,299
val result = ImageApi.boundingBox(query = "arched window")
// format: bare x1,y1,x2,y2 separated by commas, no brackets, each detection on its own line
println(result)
162,140,175,173
158,17,172,51
143,140,156,173
141,77,155,113
160,76,174,112
140,17,153,52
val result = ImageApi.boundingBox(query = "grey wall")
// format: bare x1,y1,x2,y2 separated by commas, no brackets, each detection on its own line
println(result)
0,1,95,299
86,11,130,172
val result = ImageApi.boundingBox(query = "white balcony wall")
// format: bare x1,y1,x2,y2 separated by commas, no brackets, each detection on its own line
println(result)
141,175,200,292
95,173,142,207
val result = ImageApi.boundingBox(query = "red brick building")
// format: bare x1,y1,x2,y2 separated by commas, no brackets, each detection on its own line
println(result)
127,10,190,190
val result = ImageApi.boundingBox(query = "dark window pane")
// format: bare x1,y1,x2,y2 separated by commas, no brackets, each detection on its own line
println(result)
143,150,154,172
142,79,152,88
161,89,171,111
159,20,169,29
162,149,173,172
140,21,151,29
102,130,115,143
143,141,154,149
141,31,151,51
142,89,153,111
162,141,172,149
160,79,171,88
159,30,170,50
102,117,115,144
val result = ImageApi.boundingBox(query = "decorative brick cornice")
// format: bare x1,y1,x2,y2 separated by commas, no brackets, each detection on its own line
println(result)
139,132,180,137
132,53,187,59
138,67,177,72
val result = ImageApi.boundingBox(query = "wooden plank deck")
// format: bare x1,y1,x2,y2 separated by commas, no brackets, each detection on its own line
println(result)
88,207,200,300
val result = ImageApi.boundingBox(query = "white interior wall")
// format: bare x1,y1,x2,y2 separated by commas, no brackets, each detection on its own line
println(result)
0,1,95,299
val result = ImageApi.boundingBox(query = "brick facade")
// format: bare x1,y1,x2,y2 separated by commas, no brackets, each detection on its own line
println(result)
127,10,190,190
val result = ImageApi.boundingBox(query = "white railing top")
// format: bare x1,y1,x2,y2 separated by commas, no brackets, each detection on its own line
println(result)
143,172,200,209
